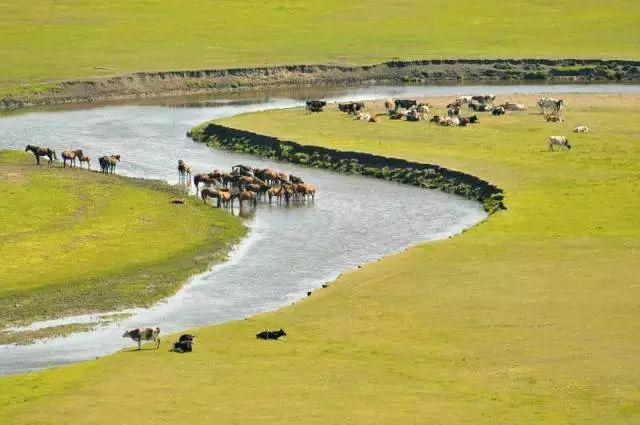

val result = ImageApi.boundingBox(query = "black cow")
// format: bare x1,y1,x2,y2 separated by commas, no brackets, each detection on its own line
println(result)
469,115,479,124
394,99,417,109
492,106,506,116
256,329,287,340
305,100,327,113
172,334,195,353
338,102,364,114
469,101,492,112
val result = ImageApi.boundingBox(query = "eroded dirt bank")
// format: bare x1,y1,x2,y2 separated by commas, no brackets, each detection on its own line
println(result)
3,58,639,110
189,122,505,213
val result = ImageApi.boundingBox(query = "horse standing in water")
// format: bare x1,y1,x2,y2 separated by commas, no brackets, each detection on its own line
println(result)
178,160,192,186
25,145,57,166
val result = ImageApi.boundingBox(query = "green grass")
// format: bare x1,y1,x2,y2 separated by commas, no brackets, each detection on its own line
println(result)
0,93,638,423
0,0,639,88
0,151,245,327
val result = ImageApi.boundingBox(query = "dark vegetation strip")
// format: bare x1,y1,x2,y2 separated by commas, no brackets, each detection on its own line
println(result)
3,58,640,110
188,123,505,213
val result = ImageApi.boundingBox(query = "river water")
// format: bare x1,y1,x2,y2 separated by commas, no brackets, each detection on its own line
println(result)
0,83,637,375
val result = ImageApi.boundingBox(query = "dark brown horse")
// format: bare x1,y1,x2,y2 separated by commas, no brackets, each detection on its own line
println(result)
99,154,120,173
25,145,57,166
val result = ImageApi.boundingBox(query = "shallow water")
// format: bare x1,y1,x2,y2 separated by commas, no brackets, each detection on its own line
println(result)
0,83,636,375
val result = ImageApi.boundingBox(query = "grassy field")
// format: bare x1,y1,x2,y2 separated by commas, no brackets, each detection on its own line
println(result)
1,0,639,88
0,151,244,328
0,93,638,423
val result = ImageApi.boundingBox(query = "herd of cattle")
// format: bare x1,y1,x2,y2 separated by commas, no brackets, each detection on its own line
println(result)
179,160,317,209
307,95,587,150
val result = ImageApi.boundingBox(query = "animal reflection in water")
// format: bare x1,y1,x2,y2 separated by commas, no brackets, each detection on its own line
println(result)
191,163,316,212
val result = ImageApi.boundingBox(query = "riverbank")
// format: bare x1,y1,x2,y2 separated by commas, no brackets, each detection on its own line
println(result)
0,151,245,334
2,0,639,89
188,122,505,213
2,59,640,111
1,92,637,423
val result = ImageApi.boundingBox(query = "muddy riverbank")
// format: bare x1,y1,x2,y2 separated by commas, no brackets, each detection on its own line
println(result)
189,123,505,213
2,58,640,110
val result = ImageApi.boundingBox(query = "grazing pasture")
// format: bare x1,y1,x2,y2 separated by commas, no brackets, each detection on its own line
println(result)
0,151,244,328
0,0,638,89
0,93,638,423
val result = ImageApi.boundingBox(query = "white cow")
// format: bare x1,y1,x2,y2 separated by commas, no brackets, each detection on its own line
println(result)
503,102,527,112
548,136,572,151
456,95,473,105
573,125,590,133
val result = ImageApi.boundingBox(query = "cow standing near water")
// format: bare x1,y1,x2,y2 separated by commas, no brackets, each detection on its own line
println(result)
25,145,57,166
123,327,161,350
538,98,564,116
305,100,326,113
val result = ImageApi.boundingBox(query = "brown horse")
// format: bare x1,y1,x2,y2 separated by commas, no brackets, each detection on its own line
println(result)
99,155,120,173
237,190,257,208
61,149,83,168
78,153,91,169
178,160,192,185
267,186,283,204
25,145,57,166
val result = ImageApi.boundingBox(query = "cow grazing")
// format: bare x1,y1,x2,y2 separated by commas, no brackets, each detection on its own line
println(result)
256,329,286,340
305,100,326,113
548,136,571,151
172,334,195,353
573,125,590,133
123,327,161,350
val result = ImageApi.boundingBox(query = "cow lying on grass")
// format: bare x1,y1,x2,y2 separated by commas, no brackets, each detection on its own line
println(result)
172,334,195,353
123,327,160,350
256,329,286,340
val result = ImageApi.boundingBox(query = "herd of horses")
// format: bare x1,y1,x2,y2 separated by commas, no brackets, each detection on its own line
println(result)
180,161,317,209
24,145,121,173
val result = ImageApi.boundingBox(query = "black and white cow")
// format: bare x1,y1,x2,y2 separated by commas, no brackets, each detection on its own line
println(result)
548,136,572,151
538,98,564,115
305,100,327,113
256,329,287,340
123,327,161,350
394,99,417,109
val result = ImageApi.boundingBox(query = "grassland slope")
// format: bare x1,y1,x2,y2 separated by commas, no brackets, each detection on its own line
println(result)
0,151,245,327
0,94,638,423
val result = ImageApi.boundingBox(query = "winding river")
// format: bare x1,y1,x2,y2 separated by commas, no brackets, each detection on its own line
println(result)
1,83,638,375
